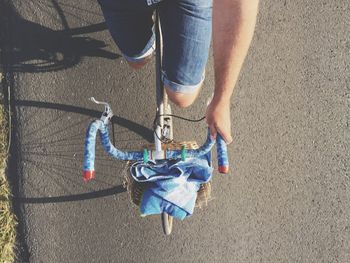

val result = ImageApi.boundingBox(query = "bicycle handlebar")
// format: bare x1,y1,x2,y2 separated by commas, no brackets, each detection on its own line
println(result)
83,120,229,181
216,135,229,174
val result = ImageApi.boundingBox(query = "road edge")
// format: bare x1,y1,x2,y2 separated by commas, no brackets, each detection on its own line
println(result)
1,1,30,262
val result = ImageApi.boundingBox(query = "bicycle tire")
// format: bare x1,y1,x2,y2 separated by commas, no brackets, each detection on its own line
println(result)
161,212,173,235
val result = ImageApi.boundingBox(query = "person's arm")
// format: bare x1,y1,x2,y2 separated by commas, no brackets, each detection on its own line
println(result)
206,0,259,143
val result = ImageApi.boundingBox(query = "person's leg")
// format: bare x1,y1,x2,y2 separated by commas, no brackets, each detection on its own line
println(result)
97,0,156,69
159,0,212,107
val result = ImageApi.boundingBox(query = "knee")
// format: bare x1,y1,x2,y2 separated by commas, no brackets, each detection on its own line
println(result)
127,60,148,70
169,97,195,108
165,86,200,108
126,54,153,70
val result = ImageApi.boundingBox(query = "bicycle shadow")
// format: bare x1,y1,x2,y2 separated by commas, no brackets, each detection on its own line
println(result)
1,0,137,204
0,0,120,73
0,2,126,260
11,100,154,204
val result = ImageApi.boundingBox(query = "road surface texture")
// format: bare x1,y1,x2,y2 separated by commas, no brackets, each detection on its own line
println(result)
2,0,349,262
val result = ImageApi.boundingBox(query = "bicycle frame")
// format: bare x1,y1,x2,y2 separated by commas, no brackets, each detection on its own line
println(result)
154,10,172,156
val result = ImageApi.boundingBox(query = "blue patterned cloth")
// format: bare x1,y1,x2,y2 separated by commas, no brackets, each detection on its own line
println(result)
130,152,213,220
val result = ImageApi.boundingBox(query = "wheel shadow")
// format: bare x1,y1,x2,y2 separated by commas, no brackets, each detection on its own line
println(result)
13,185,127,204
12,99,153,204
6,99,153,261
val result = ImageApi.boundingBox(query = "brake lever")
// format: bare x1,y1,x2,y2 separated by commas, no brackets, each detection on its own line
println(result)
89,97,114,125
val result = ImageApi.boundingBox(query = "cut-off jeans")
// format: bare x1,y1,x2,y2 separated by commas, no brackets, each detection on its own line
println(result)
97,0,212,94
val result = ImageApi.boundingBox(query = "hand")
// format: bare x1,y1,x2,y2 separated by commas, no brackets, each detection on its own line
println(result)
206,97,233,144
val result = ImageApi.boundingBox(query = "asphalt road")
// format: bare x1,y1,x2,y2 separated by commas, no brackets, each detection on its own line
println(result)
2,0,349,262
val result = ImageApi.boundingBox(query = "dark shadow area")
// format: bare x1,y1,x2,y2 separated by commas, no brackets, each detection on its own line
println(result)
0,1,125,260
0,0,153,203
0,0,120,73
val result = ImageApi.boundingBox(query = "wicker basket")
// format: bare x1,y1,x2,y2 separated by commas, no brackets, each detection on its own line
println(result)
123,141,212,209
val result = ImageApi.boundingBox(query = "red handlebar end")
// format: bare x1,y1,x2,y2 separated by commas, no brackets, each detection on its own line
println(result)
84,170,95,182
218,166,229,174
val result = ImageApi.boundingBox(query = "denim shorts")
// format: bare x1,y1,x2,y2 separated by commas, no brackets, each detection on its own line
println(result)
97,0,212,94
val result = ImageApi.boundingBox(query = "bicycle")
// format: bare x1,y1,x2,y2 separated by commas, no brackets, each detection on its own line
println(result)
83,11,229,235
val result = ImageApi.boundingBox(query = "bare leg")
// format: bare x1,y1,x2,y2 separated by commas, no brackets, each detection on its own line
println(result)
165,84,202,108
126,53,153,70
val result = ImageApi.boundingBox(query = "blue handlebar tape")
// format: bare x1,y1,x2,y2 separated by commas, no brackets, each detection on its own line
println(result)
216,134,229,174
83,121,99,181
83,121,217,181
83,120,144,181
